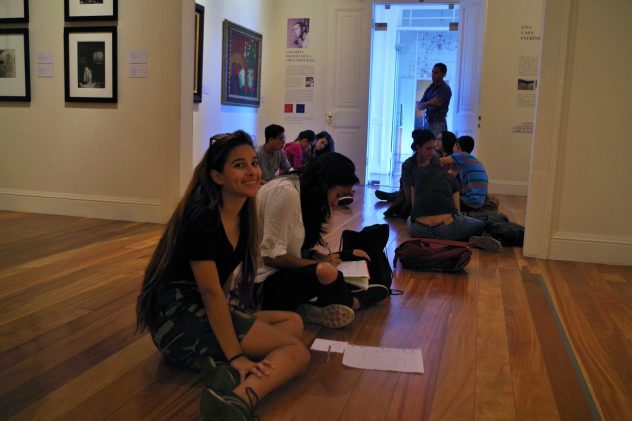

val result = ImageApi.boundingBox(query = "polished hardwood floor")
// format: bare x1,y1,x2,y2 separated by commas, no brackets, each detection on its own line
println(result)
0,189,630,420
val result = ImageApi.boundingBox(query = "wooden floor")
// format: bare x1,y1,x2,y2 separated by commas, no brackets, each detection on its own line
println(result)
1,189,630,420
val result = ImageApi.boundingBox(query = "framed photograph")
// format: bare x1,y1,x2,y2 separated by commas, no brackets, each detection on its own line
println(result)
0,0,28,23
221,20,262,107
0,29,30,101
64,26,117,103
65,0,117,21
193,3,204,103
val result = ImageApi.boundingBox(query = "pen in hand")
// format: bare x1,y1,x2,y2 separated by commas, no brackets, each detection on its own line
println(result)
326,345,331,362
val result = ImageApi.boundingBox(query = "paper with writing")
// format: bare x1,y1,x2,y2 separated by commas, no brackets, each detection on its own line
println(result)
342,345,424,373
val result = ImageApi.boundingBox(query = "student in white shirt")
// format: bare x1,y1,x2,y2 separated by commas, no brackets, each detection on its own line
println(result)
255,153,362,328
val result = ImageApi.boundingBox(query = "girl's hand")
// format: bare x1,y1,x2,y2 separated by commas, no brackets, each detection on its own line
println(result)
230,356,274,382
322,253,341,267
351,249,371,261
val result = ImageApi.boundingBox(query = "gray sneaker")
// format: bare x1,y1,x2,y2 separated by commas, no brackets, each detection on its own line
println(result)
297,303,355,328
469,236,502,252
200,356,240,391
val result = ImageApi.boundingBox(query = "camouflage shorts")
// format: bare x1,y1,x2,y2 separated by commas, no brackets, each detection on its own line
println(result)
150,289,256,370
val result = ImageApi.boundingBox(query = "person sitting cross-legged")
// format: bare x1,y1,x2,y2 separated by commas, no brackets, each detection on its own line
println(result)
439,135,489,212
407,134,501,252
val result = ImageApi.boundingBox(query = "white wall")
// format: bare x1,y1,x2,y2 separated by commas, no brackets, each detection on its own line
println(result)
478,0,544,196
258,0,335,142
524,0,632,265
0,0,189,223
192,0,271,163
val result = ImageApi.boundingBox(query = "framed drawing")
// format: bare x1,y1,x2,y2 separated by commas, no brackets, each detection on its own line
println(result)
0,0,28,23
193,3,204,103
221,20,262,107
0,29,30,101
64,27,117,103
65,0,117,21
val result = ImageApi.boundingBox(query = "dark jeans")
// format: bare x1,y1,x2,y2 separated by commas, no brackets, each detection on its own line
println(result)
261,264,353,311
407,214,485,241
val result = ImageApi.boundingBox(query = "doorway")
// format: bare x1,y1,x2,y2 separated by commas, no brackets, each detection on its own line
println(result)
366,3,460,189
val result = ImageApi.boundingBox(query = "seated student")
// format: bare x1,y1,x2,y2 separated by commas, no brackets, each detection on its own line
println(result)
437,130,457,158
378,130,458,204
255,153,389,328
256,124,291,183
282,130,315,172
136,131,309,420
312,131,335,159
439,135,488,212
379,130,440,218
407,136,501,252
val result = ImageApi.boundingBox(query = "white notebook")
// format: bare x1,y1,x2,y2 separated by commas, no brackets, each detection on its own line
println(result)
338,260,370,290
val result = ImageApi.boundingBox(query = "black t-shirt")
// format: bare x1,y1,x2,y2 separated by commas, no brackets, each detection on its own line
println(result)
160,208,246,305
411,167,458,219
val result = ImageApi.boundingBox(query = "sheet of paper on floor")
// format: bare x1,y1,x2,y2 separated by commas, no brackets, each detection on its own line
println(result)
342,345,424,373
310,338,348,353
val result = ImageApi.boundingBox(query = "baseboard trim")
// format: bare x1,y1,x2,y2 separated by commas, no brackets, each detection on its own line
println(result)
488,180,529,196
0,188,165,223
548,231,632,266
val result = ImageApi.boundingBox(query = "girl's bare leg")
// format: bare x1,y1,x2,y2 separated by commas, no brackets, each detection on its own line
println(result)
235,319,310,402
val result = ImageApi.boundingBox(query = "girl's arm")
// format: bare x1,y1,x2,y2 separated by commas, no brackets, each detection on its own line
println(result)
191,260,271,380
264,253,318,268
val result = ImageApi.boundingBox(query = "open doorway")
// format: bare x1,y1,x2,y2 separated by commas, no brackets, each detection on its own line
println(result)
366,3,460,189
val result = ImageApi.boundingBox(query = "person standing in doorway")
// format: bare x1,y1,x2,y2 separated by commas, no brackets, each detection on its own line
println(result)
416,63,452,137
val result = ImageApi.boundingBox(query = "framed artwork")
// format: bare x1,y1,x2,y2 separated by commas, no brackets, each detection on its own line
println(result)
0,0,28,23
65,0,117,21
64,26,117,103
221,20,262,107
0,28,30,101
193,3,204,103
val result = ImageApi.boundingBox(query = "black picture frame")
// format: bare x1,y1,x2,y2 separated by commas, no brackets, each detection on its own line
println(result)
65,0,117,22
0,28,31,101
193,3,204,103
64,26,117,103
221,20,262,107
0,0,28,23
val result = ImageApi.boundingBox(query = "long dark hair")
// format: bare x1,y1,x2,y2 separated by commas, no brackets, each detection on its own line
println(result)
314,131,335,157
298,152,359,249
136,130,258,332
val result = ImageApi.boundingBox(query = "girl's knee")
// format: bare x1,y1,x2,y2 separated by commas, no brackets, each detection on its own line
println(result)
291,342,311,369
315,262,338,284
287,311,304,338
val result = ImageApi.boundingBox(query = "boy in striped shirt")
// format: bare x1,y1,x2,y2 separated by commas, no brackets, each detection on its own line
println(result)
439,135,488,212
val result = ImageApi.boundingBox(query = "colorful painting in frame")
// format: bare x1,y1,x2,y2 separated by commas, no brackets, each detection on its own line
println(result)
221,20,262,107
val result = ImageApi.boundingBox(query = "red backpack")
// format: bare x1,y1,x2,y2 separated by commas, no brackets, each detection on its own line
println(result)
393,238,472,272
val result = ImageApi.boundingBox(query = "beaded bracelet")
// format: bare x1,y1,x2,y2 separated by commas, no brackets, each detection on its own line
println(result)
227,353,244,364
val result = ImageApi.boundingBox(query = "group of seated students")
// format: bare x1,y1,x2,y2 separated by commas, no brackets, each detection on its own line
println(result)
376,129,502,252
255,124,335,183
135,130,387,420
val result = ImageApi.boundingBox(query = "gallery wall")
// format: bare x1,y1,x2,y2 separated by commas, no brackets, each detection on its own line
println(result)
524,0,632,265
0,0,189,223
191,0,271,161
478,0,544,196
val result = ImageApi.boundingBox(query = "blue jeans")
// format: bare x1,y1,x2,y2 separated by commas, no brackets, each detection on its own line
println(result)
407,214,485,242
422,120,447,138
